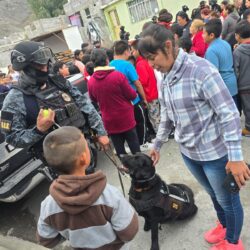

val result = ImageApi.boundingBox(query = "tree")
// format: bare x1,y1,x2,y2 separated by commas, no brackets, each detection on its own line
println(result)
27,0,68,19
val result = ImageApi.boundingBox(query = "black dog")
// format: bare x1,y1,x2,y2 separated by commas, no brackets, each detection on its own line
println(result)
121,153,198,250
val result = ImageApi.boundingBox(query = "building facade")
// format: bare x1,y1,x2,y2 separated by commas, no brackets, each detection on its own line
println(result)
63,0,113,47
102,0,201,41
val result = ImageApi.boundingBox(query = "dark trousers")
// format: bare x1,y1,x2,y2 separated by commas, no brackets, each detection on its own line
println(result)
110,127,140,157
134,102,147,145
239,92,250,130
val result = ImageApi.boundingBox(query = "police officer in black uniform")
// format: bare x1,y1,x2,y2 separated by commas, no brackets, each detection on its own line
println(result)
1,41,109,162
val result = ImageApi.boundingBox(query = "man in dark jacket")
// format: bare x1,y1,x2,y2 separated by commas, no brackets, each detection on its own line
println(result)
176,11,192,39
234,20,250,136
222,4,240,48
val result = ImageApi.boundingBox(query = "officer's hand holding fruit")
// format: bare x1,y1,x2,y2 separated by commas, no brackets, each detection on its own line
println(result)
37,109,55,133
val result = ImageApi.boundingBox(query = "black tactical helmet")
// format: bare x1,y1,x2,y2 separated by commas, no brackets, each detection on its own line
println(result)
11,41,53,71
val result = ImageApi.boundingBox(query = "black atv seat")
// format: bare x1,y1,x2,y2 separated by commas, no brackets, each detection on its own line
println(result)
0,142,32,183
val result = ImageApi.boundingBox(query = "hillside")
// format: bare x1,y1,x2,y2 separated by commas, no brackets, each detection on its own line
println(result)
0,0,34,38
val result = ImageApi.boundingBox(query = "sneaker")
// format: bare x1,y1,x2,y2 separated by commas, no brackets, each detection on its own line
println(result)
125,146,131,154
151,138,156,144
169,128,175,139
242,128,250,137
210,239,244,250
162,137,169,143
204,222,226,244
140,142,153,152
113,146,131,155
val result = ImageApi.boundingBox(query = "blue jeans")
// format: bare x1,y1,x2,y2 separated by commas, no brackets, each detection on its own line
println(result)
182,154,243,243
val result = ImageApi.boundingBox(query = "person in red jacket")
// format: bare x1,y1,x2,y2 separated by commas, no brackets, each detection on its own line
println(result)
88,49,140,157
190,19,208,57
131,39,160,134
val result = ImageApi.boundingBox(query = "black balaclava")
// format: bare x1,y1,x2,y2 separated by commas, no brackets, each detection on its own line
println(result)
23,65,49,87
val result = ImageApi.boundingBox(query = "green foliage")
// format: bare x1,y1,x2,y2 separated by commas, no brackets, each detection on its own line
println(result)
27,0,68,19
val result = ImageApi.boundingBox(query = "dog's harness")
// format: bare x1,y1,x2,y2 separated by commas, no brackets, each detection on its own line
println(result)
129,181,191,219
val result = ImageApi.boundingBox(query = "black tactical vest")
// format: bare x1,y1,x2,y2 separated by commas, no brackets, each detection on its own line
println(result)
36,85,85,128
129,182,190,220
21,83,85,129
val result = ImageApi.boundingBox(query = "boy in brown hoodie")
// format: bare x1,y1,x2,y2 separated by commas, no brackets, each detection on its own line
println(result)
37,126,138,250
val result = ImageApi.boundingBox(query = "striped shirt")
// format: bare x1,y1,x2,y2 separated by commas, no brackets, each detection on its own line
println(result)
37,172,138,250
154,49,243,162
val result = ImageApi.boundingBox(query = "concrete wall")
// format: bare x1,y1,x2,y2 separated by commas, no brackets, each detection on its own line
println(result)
38,32,69,53
63,0,113,47
0,49,12,68
103,0,201,41
25,16,70,40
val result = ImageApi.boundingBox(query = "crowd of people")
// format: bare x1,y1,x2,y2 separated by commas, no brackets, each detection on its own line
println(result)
0,65,19,94
50,0,250,149
1,0,250,250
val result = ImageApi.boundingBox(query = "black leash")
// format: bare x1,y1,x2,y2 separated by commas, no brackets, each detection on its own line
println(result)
103,147,127,197
92,137,127,197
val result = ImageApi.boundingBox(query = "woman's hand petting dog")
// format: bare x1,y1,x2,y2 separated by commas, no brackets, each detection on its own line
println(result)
150,149,160,166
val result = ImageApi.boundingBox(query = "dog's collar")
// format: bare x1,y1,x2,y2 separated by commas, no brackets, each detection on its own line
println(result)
133,174,156,184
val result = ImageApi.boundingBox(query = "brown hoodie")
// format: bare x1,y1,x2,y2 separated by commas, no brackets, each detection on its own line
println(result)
37,171,138,250
50,171,107,215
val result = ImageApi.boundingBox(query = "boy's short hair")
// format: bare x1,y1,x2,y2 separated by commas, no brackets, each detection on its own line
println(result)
85,61,95,76
178,37,193,53
68,64,80,75
82,54,91,65
113,40,129,55
91,48,108,67
53,61,64,74
235,20,250,39
74,50,82,59
171,23,183,38
204,18,222,38
43,126,86,174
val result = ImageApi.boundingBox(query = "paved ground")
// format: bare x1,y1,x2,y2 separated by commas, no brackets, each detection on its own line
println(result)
0,135,249,250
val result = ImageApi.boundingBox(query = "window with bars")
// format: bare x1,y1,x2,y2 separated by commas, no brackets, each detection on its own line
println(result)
127,0,159,23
